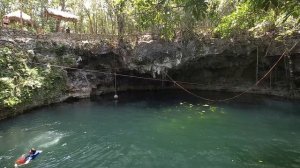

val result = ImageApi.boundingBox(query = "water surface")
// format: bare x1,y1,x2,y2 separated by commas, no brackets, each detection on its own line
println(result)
0,91,300,168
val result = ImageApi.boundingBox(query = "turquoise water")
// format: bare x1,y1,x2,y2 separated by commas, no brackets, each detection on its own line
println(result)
0,91,300,168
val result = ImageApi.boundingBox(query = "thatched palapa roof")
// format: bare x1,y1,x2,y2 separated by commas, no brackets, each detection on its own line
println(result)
45,8,79,22
4,10,32,24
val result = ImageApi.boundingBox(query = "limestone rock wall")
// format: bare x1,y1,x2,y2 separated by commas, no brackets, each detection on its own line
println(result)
130,36,300,98
1,29,300,120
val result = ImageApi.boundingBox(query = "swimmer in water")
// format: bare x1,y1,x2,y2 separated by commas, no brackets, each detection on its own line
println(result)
25,148,36,159
15,148,38,167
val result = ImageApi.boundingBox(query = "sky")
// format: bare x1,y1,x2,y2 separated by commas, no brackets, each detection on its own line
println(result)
84,0,92,9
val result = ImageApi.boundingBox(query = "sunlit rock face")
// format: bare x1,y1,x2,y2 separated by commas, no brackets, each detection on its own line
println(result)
130,40,180,77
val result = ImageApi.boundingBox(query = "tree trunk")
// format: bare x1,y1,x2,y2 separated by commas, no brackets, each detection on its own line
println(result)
79,15,83,33
55,0,65,32
116,2,126,46
84,7,94,34
117,13,125,45
20,0,23,28
94,11,97,34
40,1,45,28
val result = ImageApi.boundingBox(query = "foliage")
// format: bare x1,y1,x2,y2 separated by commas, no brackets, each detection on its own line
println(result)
0,45,66,109
54,44,67,57
214,2,256,38
248,0,300,22
0,0,299,39
128,0,208,39
214,0,300,38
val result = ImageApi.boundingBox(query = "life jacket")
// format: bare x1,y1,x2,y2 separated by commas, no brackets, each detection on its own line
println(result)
16,156,26,164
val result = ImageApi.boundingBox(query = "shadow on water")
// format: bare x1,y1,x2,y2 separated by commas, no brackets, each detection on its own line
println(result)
92,90,300,114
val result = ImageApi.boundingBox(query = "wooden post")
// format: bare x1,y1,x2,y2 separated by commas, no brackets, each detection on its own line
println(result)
20,0,23,29
256,46,259,83
74,22,77,33
269,71,272,88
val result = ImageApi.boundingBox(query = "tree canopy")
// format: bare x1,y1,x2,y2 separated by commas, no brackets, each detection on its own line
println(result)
0,0,299,38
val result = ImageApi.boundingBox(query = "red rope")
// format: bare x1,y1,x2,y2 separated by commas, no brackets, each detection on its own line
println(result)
165,41,299,102
29,41,299,102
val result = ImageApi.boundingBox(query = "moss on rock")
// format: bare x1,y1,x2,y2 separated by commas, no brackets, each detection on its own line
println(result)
0,43,67,118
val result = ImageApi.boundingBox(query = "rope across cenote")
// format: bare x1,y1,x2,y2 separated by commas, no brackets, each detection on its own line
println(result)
29,41,299,102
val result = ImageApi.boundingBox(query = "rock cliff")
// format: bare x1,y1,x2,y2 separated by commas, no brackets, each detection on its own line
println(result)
1,29,299,119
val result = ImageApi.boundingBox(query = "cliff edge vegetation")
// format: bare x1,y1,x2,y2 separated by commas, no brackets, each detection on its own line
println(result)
0,43,66,118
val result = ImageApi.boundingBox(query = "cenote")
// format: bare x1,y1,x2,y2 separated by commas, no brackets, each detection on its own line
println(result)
0,90,300,168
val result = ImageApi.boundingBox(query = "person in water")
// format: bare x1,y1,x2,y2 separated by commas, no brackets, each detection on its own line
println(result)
26,148,36,159
15,148,36,166
15,148,41,167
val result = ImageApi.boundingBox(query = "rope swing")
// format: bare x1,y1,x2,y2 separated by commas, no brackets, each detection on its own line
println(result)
113,54,118,100
114,72,118,99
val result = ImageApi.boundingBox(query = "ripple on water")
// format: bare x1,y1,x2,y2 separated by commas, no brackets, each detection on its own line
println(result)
20,122,61,135
28,131,67,149
1,92,300,168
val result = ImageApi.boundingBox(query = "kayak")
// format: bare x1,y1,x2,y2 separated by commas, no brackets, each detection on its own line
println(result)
14,150,42,167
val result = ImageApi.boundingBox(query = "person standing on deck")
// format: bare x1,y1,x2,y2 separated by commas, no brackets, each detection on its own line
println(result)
66,27,71,38
66,27,70,33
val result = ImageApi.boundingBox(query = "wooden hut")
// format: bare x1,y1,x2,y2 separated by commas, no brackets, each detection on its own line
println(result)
45,8,79,32
45,8,78,22
4,10,33,26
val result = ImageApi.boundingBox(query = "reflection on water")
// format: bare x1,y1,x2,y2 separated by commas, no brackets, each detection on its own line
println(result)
0,90,299,168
